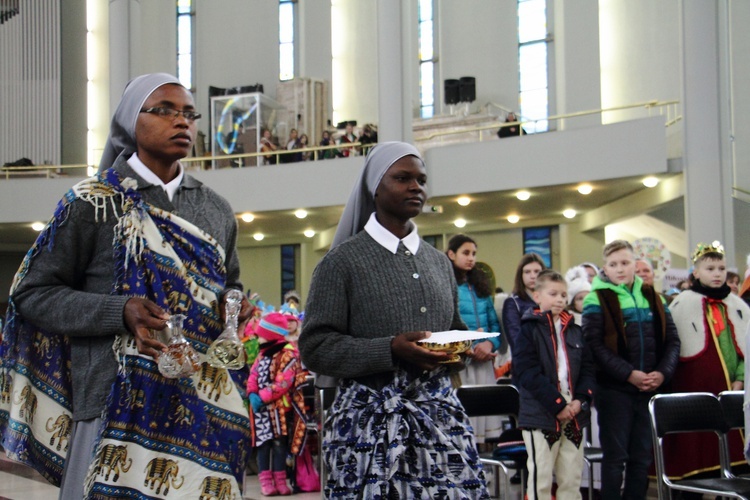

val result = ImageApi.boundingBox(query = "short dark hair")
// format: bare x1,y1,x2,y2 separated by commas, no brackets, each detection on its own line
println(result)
534,269,566,292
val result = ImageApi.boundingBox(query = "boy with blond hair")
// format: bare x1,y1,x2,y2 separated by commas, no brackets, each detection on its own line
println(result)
582,240,680,499
514,270,595,500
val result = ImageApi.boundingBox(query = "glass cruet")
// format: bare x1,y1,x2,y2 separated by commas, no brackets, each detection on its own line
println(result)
158,313,202,378
206,289,247,370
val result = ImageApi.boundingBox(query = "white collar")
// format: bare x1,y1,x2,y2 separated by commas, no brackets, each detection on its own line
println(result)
364,212,421,255
127,153,184,201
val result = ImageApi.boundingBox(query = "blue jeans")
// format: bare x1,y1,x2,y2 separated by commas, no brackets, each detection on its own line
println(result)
596,386,654,500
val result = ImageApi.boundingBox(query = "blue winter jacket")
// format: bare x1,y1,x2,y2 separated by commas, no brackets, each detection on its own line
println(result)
502,294,537,350
457,282,501,350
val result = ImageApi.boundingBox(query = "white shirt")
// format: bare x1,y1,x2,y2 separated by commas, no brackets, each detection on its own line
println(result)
555,318,570,396
364,212,421,255
127,153,184,202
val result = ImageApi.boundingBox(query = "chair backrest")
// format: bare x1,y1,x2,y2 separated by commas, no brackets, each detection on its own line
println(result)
456,384,520,420
718,390,745,430
649,392,728,438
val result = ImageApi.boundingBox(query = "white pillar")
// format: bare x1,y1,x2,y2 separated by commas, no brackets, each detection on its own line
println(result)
376,0,413,143
680,0,735,262
108,0,140,109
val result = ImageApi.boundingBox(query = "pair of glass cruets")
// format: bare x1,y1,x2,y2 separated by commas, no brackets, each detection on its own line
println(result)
157,289,247,378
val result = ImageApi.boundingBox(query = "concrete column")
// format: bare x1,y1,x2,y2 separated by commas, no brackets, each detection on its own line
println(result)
554,0,601,130
108,0,140,109
680,0,735,262
376,0,413,143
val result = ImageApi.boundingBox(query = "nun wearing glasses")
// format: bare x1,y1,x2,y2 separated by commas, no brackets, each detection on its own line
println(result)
2,73,252,499
299,142,489,499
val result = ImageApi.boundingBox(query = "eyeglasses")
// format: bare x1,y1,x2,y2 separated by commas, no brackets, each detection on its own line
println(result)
140,107,202,122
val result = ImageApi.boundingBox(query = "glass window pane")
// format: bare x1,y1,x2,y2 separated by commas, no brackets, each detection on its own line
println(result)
518,0,546,43
177,0,191,14
279,3,294,43
177,16,191,55
520,88,548,132
519,42,547,91
178,55,192,89
421,105,434,119
419,20,433,61
280,43,294,81
420,61,434,106
419,0,432,22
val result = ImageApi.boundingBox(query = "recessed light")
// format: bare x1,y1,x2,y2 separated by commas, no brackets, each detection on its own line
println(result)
454,218,467,228
304,229,315,238
240,213,255,223
563,209,577,219
642,176,659,188
507,215,520,224
253,233,265,241
516,190,531,201
577,184,593,195
457,196,471,206
294,209,308,219
31,222,45,231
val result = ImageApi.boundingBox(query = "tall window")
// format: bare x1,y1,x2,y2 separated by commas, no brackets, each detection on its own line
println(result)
518,0,548,133
177,0,193,90
280,244,299,302
279,0,295,81
418,0,435,118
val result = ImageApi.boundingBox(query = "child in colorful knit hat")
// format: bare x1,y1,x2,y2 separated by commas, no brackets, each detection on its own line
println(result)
247,312,307,496
664,241,749,483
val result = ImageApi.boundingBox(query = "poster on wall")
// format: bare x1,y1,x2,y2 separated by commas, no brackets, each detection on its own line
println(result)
523,227,552,268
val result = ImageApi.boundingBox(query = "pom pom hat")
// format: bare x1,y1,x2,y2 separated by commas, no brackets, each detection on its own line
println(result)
254,312,289,342
565,266,592,305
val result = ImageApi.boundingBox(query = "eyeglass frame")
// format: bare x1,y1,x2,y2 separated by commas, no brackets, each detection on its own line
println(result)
140,107,202,122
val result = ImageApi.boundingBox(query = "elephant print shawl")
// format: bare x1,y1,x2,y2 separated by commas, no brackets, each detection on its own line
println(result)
0,168,251,499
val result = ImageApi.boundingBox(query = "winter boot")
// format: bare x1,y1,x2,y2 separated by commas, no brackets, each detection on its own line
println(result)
273,470,292,495
258,470,278,496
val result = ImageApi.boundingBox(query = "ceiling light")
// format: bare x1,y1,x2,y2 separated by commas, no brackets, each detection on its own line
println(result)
303,229,315,238
294,209,308,219
240,213,255,223
457,196,471,206
642,176,659,188
252,233,264,241
454,218,467,228
31,222,45,231
516,190,531,201
577,184,593,195
563,209,577,219
507,214,520,224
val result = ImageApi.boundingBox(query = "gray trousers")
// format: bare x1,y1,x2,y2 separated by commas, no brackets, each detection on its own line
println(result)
58,417,101,500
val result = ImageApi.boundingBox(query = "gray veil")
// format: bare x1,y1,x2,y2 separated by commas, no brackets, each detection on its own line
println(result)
331,141,424,249
98,73,183,172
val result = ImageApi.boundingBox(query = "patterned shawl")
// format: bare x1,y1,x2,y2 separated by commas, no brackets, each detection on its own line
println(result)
0,169,251,498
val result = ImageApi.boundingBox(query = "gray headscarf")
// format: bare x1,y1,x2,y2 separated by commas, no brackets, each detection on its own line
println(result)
331,141,424,249
98,73,183,171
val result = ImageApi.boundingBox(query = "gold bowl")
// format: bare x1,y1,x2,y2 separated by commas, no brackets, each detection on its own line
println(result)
421,340,472,363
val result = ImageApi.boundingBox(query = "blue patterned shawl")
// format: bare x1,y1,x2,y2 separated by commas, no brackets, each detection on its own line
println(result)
0,169,251,498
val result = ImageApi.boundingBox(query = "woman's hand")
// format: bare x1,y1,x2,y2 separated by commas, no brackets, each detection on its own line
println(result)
123,297,169,358
391,331,451,371
467,340,497,362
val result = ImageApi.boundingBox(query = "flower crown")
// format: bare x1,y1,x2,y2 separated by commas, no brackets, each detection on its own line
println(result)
691,240,725,263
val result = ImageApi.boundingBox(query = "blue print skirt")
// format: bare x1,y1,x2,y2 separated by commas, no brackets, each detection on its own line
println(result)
323,368,489,499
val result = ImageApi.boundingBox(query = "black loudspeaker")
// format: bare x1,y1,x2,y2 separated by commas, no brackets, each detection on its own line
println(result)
459,76,476,103
444,79,460,105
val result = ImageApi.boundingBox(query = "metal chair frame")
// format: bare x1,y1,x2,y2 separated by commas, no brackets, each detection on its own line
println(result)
456,384,527,499
649,392,750,500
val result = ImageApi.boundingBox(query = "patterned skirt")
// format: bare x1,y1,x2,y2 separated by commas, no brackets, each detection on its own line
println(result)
323,368,489,499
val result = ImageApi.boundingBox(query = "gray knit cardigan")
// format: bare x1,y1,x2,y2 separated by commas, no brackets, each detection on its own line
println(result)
12,159,243,420
299,231,465,381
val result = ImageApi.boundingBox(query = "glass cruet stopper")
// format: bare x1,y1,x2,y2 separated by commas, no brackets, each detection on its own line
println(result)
158,313,202,378
206,289,247,370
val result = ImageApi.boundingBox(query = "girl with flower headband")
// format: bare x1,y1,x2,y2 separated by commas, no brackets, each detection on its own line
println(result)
664,241,749,483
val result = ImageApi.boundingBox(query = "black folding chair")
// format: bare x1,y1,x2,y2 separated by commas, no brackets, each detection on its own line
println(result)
456,384,527,499
314,377,337,493
719,390,748,478
649,392,750,499
582,425,603,500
